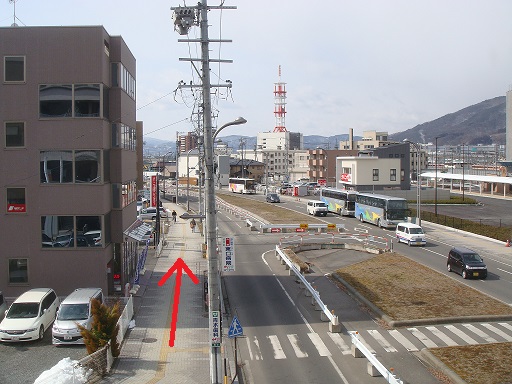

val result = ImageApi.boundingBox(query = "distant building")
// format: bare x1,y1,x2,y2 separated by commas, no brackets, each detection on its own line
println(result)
177,132,199,154
256,131,303,150
0,26,138,297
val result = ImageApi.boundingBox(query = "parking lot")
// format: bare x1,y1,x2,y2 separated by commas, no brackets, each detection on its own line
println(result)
0,327,86,384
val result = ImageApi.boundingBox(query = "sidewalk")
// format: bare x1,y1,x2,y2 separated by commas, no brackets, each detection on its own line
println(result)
103,203,210,384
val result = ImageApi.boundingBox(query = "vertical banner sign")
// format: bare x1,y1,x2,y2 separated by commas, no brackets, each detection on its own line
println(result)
222,237,235,272
211,310,221,347
151,175,157,207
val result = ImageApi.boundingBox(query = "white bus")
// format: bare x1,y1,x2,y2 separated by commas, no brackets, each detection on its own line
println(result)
355,193,408,228
320,188,357,216
228,178,256,194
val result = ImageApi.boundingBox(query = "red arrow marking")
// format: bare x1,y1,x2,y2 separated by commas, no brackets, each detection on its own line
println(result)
158,257,199,347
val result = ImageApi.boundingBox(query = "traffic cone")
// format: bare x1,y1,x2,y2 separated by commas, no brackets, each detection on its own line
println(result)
506,240,510,247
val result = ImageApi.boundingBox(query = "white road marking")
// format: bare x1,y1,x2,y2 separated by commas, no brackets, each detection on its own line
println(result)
355,334,376,354
408,327,438,348
444,325,478,344
482,323,512,342
308,333,331,357
462,324,498,343
498,322,512,333
268,335,286,359
388,329,419,352
252,335,263,360
287,334,309,358
327,333,352,355
367,330,397,352
426,326,458,346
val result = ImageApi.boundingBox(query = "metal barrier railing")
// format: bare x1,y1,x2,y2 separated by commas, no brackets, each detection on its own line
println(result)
349,331,403,383
275,245,339,327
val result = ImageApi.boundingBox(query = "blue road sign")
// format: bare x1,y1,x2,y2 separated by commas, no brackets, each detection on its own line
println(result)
227,316,243,338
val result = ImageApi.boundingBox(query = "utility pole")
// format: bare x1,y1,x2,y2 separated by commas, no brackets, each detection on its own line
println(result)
171,3,236,383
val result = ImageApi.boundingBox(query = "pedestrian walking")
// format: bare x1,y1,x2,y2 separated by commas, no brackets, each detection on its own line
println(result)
190,218,196,232
172,210,177,223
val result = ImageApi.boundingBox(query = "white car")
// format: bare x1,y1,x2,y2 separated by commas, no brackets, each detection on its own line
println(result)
0,288,60,342
84,230,102,247
138,207,169,221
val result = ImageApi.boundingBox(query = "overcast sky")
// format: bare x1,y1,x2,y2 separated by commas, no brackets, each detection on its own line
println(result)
2,0,511,142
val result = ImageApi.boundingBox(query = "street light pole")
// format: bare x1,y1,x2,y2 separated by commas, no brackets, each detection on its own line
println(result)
405,140,422,226
435,137,439,216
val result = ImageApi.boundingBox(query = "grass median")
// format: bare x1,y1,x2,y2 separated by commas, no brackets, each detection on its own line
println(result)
218,192,512,383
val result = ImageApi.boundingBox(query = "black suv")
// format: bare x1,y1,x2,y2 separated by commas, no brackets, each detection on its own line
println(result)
447,247,487,279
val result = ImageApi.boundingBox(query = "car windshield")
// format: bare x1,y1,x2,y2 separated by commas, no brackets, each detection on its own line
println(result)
409,228,424,234
57,304,89,320
7,302,39,318
463,253,482,263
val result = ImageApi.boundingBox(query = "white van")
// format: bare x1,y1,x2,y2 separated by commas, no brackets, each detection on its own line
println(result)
0,288,59,342
307,200,328,216
395,222,426,246
52,288,103,345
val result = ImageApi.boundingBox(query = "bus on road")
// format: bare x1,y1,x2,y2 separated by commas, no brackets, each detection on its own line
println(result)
228,178,256,194
320,188,357,216
355,193,408,228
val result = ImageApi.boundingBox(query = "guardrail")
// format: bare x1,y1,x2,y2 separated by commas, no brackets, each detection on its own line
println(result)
349,331,403,383
275,245,341,332
278,232,390,252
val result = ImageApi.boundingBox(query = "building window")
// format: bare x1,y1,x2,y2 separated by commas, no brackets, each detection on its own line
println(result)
390,169,397,181
7,187,26,213
39,85,73,117
40,151,73,183
41,215,103,248
5,122,25,147
75,150,101,183
401,169,405,181
121,124,136,151
39,84,103,118
4,56,25,82
373,169,379,181
8,258,28,284
40,150,101,183
74,84,100,117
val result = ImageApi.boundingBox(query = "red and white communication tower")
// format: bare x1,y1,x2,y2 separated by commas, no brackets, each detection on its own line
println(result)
273,65,287,132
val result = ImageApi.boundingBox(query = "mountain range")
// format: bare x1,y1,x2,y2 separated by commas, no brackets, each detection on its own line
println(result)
143,96,506,155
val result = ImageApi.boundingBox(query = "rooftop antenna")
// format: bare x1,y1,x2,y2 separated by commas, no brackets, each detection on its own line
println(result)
9,0,20,27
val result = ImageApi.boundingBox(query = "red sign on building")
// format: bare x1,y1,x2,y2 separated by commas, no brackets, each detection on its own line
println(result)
151,175,158,207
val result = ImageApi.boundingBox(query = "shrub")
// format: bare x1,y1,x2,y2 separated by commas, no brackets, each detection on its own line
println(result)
78,299,121,357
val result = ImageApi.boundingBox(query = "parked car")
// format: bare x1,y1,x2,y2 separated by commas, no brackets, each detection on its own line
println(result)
0,291,6,320
0,288,60,342
138,207,169,221
52,233,73,247
52,288,103,345
84,230,102,247
395,223,426,246
266,193,280,203
447,247,487,279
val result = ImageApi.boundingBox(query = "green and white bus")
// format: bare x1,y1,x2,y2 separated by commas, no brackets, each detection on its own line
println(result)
320,188,357,216
355,193,408,228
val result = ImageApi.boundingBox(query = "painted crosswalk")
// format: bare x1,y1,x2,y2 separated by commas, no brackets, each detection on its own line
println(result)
242,321,512,361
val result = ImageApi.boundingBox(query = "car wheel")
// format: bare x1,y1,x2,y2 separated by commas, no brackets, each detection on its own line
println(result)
38,325,45,340
447,263,452,272
462,269,468,279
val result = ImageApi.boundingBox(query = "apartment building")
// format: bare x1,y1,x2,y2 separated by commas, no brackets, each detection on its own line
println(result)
0,26,138,297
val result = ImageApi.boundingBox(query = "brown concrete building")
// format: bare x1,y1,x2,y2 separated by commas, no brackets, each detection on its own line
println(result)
1,26,139,297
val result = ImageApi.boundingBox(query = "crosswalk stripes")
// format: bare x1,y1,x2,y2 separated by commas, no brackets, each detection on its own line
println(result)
243,322,512,362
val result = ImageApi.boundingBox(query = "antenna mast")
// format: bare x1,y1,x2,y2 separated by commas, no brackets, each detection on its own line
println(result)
273,65,287,132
